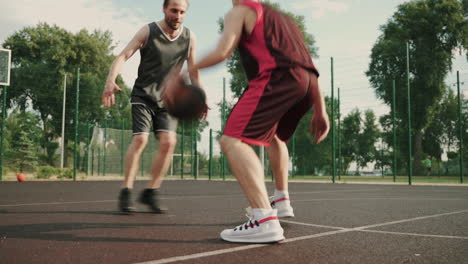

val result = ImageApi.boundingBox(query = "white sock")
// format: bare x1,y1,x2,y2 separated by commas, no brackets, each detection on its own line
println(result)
252,208,276,219
274,189,289,198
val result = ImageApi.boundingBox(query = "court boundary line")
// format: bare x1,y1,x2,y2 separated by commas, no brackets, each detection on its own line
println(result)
1,196,464,207
136,209,468,264
359,229,468,240
293,198,468,202
0,200,116,207
0,189,390,207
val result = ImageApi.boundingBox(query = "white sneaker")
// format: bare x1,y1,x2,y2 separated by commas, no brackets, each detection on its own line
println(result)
220,210,285,243
246,196,295,218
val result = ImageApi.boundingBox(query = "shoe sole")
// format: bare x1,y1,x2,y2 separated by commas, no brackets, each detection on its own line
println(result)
139,199,168,214
277,210,295,218
119,207,136,215
220,233,285,243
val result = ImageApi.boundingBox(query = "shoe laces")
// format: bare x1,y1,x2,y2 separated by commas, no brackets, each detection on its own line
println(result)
234,217,260,231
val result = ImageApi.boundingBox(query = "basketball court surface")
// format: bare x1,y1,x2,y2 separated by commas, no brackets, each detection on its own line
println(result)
1,180,467,263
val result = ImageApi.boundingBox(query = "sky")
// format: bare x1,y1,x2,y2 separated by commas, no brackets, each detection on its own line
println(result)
1,0,467,155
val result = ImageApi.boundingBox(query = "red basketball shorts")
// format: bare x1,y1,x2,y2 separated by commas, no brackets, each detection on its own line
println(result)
223,67,318,146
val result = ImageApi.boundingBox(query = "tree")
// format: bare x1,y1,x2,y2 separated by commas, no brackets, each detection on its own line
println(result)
423,87,458,159
292,97,336,175
4,109,42,172
340,109,361,174
2,23,131,166
366,0,467,175
357,110,380,171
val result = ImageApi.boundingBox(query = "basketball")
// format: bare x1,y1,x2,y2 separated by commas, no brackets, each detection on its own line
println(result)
163,82,208,121
16,173,25,182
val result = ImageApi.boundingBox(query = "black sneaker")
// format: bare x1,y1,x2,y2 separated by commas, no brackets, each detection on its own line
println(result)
118,188,136,214
139,188,168,214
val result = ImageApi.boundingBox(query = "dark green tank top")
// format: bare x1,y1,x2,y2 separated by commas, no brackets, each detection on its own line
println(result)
131,22,191,107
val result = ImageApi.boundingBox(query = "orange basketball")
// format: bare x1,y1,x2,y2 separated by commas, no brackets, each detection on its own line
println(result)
163,83,208,121
16,173,26,182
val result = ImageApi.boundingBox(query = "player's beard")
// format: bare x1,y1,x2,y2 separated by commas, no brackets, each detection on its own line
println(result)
165,17,181,30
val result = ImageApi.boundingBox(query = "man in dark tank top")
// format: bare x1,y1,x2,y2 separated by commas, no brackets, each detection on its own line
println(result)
101,0,200,214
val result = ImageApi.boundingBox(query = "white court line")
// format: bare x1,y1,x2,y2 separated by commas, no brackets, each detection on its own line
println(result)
135,244,266,264
354,209,468,230
293,188,385,194
136,209,468,264
359,229,468,240
0,200,116,207
4,195,463,208
293,198,467,202
0,195,244,207
280,219,346,230
0,189,389,207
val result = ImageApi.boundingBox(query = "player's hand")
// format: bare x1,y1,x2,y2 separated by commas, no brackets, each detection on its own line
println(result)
310,110,330,144
101,80,122,107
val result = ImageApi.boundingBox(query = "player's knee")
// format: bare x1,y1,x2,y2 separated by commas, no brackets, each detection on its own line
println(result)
159,133,177,152
132,135,149,149
220,135,235,153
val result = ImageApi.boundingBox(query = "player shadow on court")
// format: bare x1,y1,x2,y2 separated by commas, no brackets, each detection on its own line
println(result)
0,222,240,244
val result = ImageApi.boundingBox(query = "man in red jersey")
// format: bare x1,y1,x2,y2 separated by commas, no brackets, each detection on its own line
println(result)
175,0,329,243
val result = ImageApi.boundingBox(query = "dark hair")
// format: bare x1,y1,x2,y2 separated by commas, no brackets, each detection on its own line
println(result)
163,0,189,8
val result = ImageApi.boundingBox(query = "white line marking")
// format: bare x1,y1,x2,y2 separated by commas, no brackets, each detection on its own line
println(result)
354,209,468,230
136,209,468,264
280,219,346,230
0,194,247,207
293,189,385,194
134,244,266,264
359,229,468,240
293,198,467,202
0,200,116,207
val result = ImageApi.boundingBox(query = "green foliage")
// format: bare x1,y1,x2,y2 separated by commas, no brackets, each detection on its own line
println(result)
58,168,73,179
357,110,380,170
2,22,132,167
4,109,41,172
36,166,58,179
292,97,337,175
423,88,458,159
339,109,382,173
35,166,72,179
366,0,467,174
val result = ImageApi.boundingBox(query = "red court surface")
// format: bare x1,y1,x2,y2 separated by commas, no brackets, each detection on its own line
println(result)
1,180,467,263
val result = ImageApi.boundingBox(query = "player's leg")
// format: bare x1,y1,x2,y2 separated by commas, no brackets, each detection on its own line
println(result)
267,136,294,218
221,135,270,209
118,104,152,214
272,68,317,218
268,136,289,192
138,108,177,213
122,134,149,189
147,131,176,189
219,70,300,243
219,135,284,243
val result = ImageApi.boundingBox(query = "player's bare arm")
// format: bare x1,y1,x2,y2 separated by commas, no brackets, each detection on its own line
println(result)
190,6,247,73
310,80,329,144
101,25,149,107
187,31,201,86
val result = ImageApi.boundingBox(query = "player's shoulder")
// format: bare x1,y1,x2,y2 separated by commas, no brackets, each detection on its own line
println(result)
188,28,196,41
180,25,194,40
227,5,252,18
